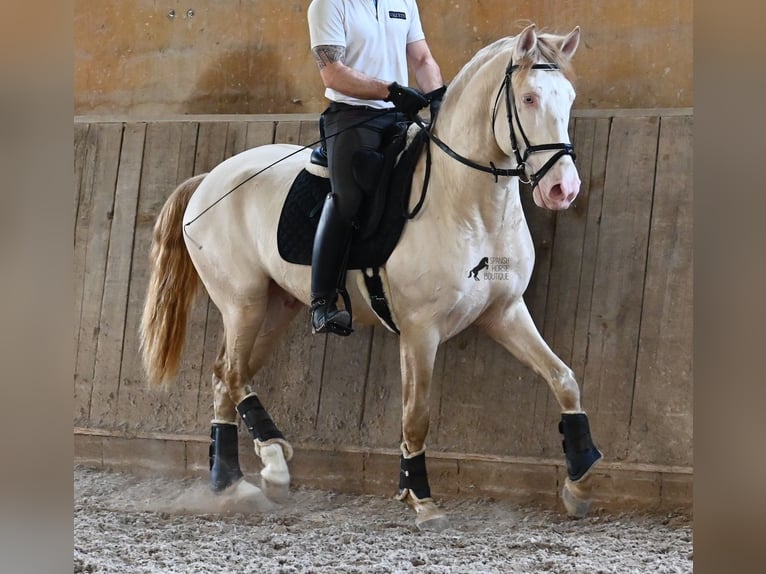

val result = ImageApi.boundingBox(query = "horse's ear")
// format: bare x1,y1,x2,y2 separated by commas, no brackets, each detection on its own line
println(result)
560,26,581,60
513,24,538,63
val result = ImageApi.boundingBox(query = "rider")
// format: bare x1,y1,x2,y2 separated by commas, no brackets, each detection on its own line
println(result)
306,0,445,336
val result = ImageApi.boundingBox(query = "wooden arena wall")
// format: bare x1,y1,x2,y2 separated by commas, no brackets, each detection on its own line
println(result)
74,109,693,511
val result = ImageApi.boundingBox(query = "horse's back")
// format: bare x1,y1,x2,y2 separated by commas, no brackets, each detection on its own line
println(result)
186,144,308,216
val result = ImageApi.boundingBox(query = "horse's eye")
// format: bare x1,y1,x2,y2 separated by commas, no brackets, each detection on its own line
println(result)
522,94,536,105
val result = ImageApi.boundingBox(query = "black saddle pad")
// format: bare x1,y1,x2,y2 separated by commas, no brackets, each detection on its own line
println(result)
277,129,428,269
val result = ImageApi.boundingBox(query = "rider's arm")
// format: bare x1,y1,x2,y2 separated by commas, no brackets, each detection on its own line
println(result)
311,45,391,101
406,39,444,94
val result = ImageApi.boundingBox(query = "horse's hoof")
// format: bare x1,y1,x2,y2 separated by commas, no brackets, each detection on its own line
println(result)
258,442,291,486
404,493,449,531
217,479,275,512
260,476,290,504
562,476,593,518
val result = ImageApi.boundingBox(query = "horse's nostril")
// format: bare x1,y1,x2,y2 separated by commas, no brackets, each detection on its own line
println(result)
550,184,564,199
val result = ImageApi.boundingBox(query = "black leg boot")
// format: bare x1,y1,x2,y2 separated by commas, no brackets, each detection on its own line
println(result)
310,192,353,336
559,413,603,481
209,422,244,492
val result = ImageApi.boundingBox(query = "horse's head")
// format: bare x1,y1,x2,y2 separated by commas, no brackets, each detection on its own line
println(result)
495,24,582,210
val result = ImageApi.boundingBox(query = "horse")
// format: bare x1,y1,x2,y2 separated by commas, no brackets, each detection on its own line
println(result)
140,23,602,530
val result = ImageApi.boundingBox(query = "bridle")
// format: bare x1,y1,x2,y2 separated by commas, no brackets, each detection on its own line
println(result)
417,60,576,187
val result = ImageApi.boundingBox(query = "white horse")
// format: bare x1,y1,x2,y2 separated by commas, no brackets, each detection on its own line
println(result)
140,23,602,529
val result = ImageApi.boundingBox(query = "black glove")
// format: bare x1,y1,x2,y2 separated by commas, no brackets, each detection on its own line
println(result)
425,85,447,123
385,82,429,117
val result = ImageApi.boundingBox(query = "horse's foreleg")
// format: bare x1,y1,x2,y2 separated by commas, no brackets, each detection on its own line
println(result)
480,299,602,517
397,330,448,530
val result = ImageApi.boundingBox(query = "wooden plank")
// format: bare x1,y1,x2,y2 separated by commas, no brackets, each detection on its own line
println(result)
359,327,403,448
74,110,692,125
533,117,612,458
274,120,302,145
224,121,251,157
89,123,146,427
73,123,123,425
76,114,322,124
116,122,199,433
246,316,326,444
570,118,612,400
246,121,276,148
628,115,693,466
74,123,96,360
581,116,660,461
434,327,540,456
194,122,228,174
571,108,693,119
298,120,321,148
73,123,90,231
313,327,376,444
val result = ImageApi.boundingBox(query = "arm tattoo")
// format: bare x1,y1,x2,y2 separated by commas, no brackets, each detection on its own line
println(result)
312,45,345,69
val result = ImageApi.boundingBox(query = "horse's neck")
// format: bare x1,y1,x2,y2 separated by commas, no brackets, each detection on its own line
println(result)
428,66,523,237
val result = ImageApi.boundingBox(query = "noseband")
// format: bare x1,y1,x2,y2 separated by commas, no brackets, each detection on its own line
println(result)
419,61,576,187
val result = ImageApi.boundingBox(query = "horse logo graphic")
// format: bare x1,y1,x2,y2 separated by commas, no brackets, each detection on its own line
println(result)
467,257,489,281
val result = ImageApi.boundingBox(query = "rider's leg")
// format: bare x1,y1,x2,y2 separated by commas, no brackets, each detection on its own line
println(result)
309,106,394,336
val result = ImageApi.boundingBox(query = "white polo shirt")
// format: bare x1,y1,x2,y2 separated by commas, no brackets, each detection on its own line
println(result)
307,0,426,108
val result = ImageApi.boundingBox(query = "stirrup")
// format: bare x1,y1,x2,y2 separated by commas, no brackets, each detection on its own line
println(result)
311,298,353,337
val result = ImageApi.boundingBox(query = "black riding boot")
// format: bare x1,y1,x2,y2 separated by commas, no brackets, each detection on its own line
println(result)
310,193,353,336
209,422,243,492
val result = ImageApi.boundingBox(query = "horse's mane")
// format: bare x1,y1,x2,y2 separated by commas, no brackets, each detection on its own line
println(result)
448,30,576,97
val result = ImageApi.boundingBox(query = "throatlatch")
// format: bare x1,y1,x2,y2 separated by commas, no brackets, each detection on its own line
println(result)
209,422,244,492
397,444,432,500
559,413,603,481
236,394,285,442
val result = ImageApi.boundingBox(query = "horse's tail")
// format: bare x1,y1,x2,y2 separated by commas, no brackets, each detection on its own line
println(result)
140,173,207,387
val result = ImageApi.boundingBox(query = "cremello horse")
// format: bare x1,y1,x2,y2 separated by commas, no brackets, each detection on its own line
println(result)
141,24,602,529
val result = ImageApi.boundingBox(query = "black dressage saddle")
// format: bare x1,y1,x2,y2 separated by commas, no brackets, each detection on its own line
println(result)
276,123,429,269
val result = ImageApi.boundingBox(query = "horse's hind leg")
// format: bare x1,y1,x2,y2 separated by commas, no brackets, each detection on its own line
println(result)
479,299,603,518
243,282,301,491
208,284,290,497
209,338,242,491
207,338,273,507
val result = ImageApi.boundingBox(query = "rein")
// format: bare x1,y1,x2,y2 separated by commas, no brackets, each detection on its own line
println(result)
416,61,575,187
